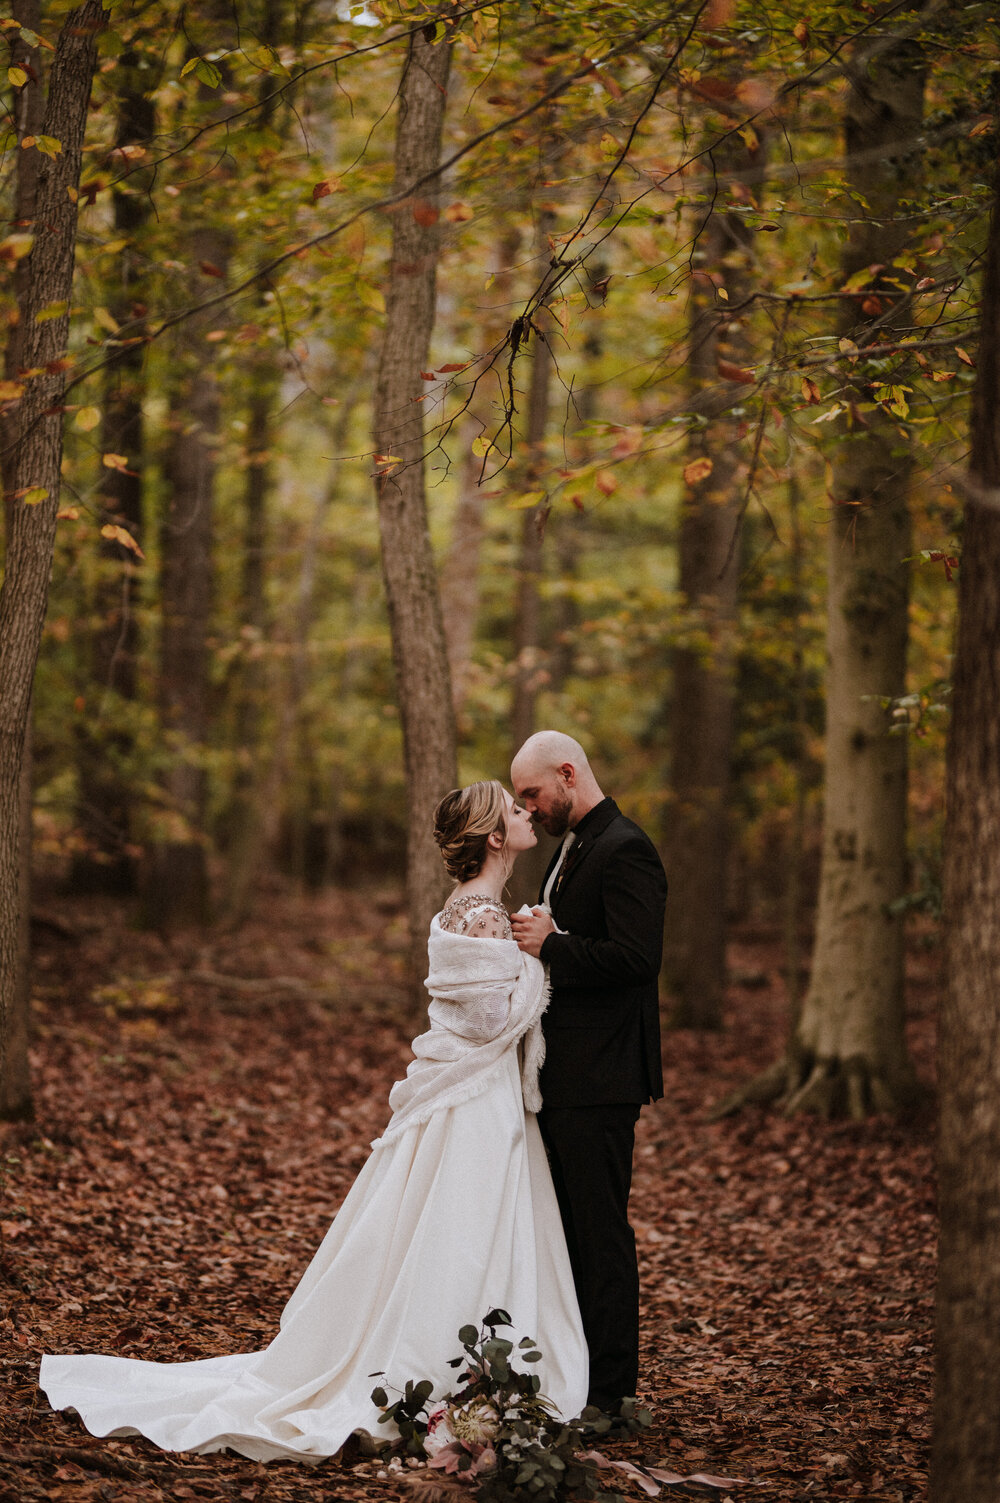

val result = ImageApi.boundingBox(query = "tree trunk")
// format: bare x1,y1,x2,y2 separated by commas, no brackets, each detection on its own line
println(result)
0,1,105,1113
510,212,556,755
663,132,755,1029
930,117,1000,1502
146,323,221,929
71,51,154,895
373,28,457,987
144,24,235,930
440,433,489,717
220,368,278,924
774,37,926,1117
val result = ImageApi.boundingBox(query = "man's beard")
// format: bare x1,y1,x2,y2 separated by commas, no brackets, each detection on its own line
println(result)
534,787,573,837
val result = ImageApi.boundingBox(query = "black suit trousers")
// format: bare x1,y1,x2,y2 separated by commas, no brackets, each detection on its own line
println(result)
537,1103,641,1410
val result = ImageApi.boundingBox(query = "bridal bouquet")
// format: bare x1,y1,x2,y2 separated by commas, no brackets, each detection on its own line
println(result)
370,1309,651,1502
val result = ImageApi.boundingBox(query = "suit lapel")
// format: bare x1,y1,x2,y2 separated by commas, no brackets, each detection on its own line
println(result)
550,799,619,915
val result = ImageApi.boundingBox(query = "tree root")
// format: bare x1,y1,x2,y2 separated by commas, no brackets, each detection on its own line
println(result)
711,1050,926,1121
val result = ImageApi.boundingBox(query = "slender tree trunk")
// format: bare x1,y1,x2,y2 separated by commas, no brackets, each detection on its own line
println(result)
72,52,154,895
146,319,222,928
373,28,457,986
510,213,555,754
0,1,105,1112
0,1,43,1122
440,433,489,715
777,37,925,1117
220,368,278,923
664,132,755,1029
931,117,1000,1502
144,17,235,930
441,228,520,714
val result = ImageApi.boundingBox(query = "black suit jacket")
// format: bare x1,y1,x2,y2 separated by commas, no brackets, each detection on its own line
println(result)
537,798,667,1109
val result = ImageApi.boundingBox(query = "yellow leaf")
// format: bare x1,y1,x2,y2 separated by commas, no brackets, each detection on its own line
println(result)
22,486,48,505
0,379,23,400
75,405,100,431
507,490,546,510
94,305,120,334
472,434,491,457
357,283,385,314
102,452,130,472
683,457,714,486
717,287,729,301
0,233,33,262
8,66,27,87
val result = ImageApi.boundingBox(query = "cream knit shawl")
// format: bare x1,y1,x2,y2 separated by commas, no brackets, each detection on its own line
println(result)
372,910,549,1148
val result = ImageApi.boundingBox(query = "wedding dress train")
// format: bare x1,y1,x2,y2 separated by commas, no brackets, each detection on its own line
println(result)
39,912,589,1462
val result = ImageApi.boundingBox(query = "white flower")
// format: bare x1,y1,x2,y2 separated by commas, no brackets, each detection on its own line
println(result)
451,1400,500,1445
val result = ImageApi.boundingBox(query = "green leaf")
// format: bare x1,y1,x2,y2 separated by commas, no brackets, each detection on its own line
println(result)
195,58,222,88
23,486,49,505
35,300,68,323
458,1324,478,1345
370,1386,388,1407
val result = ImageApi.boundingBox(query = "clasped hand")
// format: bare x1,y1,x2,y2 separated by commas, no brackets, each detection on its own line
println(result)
510,906,555,958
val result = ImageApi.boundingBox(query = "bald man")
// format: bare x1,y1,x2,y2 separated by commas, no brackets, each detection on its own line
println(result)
510,731,667,1415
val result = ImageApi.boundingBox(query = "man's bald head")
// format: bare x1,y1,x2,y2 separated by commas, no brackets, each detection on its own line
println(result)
511,729,605,836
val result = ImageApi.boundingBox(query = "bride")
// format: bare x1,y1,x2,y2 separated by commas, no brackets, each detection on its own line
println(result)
39,781,588,1462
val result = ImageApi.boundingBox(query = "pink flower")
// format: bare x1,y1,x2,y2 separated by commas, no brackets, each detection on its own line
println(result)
427,1441,496,1480
424,1403,458,1458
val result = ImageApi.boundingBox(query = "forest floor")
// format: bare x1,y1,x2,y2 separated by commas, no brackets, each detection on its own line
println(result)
1,881,936,1503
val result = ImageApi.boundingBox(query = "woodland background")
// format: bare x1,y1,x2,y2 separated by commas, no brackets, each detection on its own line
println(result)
0,1,997,1500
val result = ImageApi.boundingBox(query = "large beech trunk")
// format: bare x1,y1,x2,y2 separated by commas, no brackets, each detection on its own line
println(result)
373,29,457,986
72,52,154,895
931,129,1000,1502
718,37,925,1119
664,132,754,1029
779,39,924,1117
0,2,105,1113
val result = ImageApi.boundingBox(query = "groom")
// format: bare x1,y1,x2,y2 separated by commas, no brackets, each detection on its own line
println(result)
509,731,667,1414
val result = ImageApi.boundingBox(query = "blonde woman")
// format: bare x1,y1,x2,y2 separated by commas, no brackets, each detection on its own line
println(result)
41,781,587,1461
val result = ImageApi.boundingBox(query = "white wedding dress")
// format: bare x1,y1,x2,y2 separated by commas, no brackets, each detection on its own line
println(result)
39,901,588,1462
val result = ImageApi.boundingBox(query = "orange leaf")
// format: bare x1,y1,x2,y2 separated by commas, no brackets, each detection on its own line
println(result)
595,469,617,497
801,377,821,405
437,361,469,374
411,199,439,228
683,457,714,486
101,523,145,559
956,347,975,368
420,371,436,381
444,202,473,222
717,359,755,384
199,261,224,278
312,179,331,202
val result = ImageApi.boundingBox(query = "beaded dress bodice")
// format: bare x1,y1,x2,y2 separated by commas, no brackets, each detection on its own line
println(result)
439,892,513,940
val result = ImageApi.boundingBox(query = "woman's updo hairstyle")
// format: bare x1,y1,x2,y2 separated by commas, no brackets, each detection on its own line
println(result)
433,780,508,883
